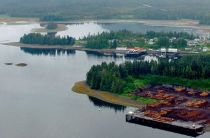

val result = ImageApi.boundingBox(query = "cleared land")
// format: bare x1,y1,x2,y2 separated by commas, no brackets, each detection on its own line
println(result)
0,17,38,23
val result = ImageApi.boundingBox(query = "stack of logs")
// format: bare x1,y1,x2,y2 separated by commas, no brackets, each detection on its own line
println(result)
144,110,174,123
185,100,209,108
166,109,210,122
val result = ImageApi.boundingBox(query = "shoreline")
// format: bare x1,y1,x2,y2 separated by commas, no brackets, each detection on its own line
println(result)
0,17,38,24
2,42,121,54
2,42,202,56
54,19,199,27
50,19,210,33
72,81,145,108
32,24,68,33
1,17,210,33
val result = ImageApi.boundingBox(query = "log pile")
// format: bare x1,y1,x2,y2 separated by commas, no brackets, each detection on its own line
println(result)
133,85,210,125
144,110,174,123
185,100,209,108
166,109,210,122
175,86,186,93
200,92,209,97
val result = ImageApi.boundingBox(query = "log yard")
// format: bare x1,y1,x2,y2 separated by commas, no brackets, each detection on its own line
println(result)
126,85,210,137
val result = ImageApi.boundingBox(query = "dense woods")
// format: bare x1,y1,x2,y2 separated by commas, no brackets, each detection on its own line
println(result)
83,31,195,49
86,55,210,93
46,23,58,30
20,33,75,45
40,15,66,21
145,31,195,40
0,0,210,24
84,30,140,49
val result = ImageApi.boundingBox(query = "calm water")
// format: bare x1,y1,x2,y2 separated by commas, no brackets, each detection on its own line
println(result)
0,23,209,138
57,22,209,39
101,22,197,34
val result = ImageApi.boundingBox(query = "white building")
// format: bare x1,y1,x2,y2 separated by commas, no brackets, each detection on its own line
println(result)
168,48,178,53
148,39,155,45
160,48,178,53
203,47,209,52
169,37,177,43
187,40,198,47
116,47,127,51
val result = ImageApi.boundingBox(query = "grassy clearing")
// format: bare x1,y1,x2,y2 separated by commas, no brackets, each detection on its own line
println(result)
120,75,210,104
0,16,37,23
75,40,86,45
119,92,157,104
129,75,210,91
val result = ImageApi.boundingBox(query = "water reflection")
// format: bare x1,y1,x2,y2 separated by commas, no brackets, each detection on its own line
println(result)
85,51,105,57
20,47,76,56
85,51,159,62
88,96,126,112
85,51,121,58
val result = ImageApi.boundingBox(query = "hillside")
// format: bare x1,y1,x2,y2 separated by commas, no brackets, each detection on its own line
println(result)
0,0,210,24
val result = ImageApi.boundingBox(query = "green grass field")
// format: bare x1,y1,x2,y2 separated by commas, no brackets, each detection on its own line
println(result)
122,75,210,94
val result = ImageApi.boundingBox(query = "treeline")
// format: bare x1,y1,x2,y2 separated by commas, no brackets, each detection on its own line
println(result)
86,55,210,93
40,15,66,21
83,30,140,41
1,0,210,25
145,31,196,40
20,33,75,45
197,13,210,25
46,23,58,30
84,30,140,49
157,37,187,48
83,30,195,49
147,31,194,48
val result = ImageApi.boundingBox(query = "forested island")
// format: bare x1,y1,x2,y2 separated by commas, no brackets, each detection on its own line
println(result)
46,22,58,30
86,55,210,95
82,30,196,49
40,15,66,22
20,33,75,45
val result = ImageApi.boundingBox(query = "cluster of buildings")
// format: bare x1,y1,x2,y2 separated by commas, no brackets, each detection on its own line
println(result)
113,34,210,58
146,36,210,53
187,38,201,47
147,37,178,45
115,46,179,59
147,38,157,45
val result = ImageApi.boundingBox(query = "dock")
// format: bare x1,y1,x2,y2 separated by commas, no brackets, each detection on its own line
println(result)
126,111,206,137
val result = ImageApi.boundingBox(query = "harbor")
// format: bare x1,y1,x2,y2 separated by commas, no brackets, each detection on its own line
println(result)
0,15,210,138
4,41,204,60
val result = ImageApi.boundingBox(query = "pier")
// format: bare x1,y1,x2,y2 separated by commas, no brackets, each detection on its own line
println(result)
126,110,206,137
